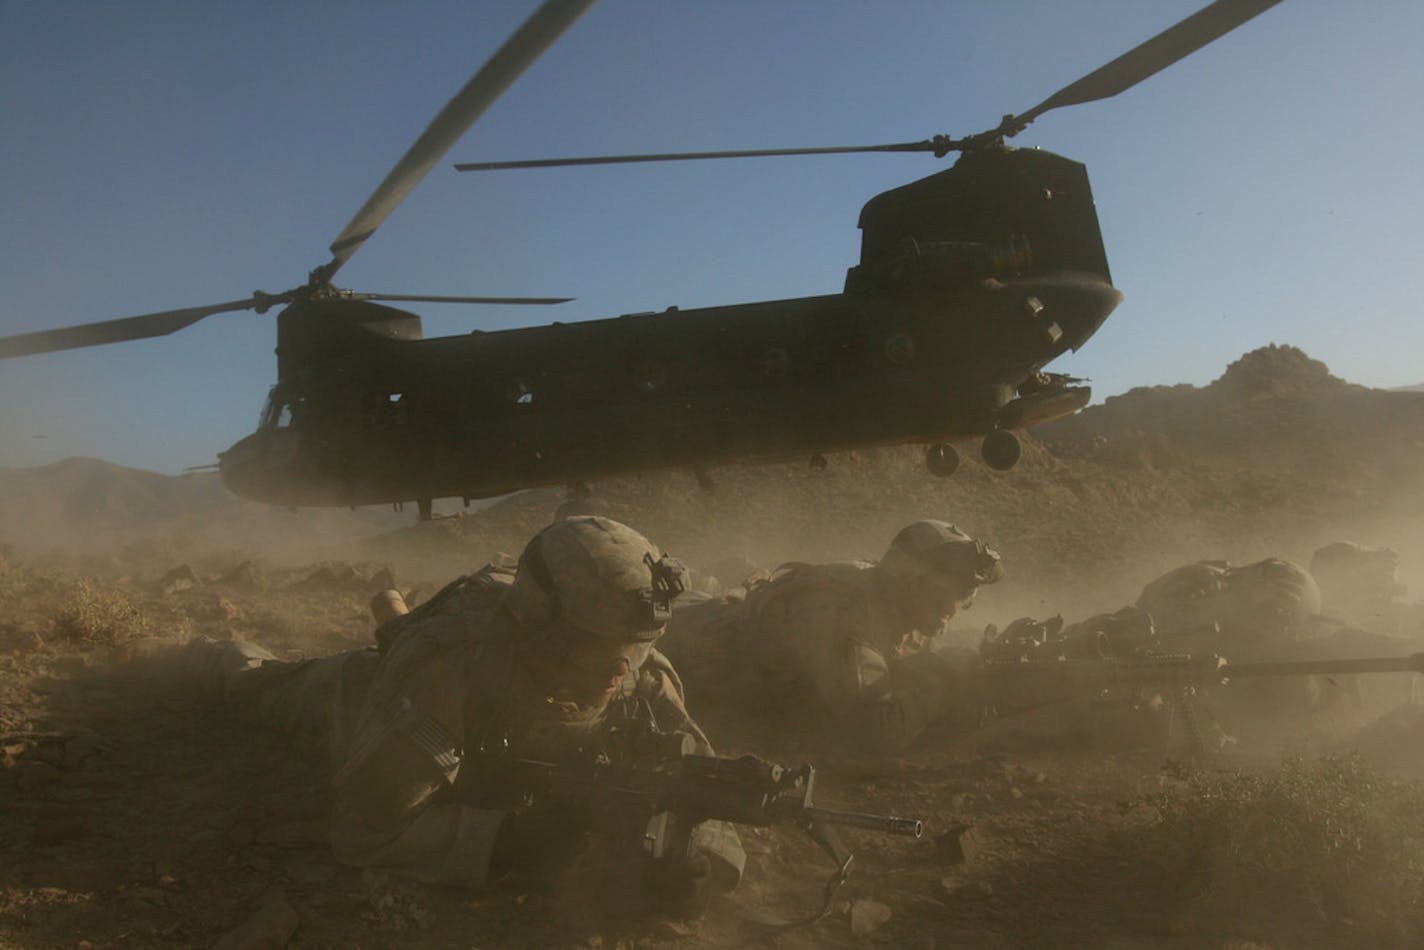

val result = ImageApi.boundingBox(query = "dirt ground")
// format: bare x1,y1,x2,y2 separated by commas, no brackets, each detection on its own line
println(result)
1,555,1419,949
4,346,1424,948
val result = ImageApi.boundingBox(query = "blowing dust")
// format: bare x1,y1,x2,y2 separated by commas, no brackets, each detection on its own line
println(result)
3,344,1424,946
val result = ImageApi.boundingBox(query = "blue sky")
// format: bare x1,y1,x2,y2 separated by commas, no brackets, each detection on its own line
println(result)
2,0,1421,475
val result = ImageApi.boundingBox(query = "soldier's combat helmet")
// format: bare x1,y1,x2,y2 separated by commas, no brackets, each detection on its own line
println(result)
1310,541,1405,604
502,516,688,640
879,520,1003,597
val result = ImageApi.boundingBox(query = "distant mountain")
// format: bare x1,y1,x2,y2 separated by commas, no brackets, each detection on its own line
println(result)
1036,343,1424,481
1395,383,1424,392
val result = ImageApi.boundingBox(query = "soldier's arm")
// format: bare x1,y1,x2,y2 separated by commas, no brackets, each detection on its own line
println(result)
327,638,507,889
639,651,747,889
767,592,948,753
326,683,515,894
329,727,506,889
840,643,952,754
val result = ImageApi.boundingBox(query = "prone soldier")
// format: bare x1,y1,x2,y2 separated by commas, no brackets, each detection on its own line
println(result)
184,516,744,917
664,520,1002,754
1137,553,1420,714
1310,540,1422,636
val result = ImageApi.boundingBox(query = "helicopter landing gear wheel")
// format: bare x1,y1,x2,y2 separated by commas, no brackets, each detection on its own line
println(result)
981,430,1021,471
925,443,960,477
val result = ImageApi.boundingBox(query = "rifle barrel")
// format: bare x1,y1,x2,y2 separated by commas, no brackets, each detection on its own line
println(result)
802,806,924,838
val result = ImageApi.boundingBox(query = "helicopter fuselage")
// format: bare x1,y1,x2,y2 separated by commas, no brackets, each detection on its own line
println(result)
220,273,1117,507
220,147,1122,508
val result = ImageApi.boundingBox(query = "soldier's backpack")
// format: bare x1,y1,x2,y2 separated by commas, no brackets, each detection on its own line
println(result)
743,560,874,630
374,561,516,655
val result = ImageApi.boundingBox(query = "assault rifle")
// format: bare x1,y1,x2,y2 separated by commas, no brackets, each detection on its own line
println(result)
493,721,922,926
966,651,1424,751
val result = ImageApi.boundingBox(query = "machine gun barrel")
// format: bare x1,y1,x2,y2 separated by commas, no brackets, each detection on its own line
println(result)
976,652,1220,688
1224,653,1424,679
979,651,1424,688
801,806,923,838
968,650,1424,718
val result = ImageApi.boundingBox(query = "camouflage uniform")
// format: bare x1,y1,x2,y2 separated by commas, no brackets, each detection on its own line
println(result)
667,521,1001,754
1135,557,1322,654
1135,557,1332,712
187,517,743,909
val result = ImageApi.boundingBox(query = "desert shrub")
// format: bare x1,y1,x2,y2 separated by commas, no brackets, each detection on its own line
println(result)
1130,754,1424,943
53,579,151,644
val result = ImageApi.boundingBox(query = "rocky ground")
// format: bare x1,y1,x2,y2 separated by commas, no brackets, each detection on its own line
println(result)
3,345,1424,948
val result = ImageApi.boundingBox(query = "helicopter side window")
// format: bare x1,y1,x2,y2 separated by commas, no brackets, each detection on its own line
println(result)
364,390,409,428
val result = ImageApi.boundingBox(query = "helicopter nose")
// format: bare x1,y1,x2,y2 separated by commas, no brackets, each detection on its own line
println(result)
1028,276,1122,355
218,432,266,501
220,430,308,505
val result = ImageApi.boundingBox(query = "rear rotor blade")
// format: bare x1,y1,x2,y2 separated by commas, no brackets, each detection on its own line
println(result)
1006,0,1285,134
352,292,573,305
0,296,272,360
454,0,1284,173
323,0,596,278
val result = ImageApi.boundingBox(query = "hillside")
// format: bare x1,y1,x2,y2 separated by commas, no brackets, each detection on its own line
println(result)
367,344,1424,620
4,345,1422,623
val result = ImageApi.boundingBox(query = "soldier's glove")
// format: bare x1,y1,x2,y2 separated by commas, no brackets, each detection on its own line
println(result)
491,806,590,879
650,851,715,919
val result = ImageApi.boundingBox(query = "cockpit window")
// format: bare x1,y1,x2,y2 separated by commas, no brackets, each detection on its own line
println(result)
259,388,304,430
259,389,282,429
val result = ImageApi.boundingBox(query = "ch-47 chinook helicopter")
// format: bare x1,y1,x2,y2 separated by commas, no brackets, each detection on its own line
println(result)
0,0,1283,521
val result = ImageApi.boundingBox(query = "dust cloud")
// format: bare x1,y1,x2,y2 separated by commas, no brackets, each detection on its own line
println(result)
4,344,1424,946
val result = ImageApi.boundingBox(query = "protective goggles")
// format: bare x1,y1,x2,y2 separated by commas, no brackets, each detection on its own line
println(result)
921,540,1003,586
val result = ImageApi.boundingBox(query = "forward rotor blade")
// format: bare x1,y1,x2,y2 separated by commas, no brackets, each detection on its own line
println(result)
352,292,573,305
0,296,269,360
323,0,595,278
1008,0,1285,133
456,141,943,172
